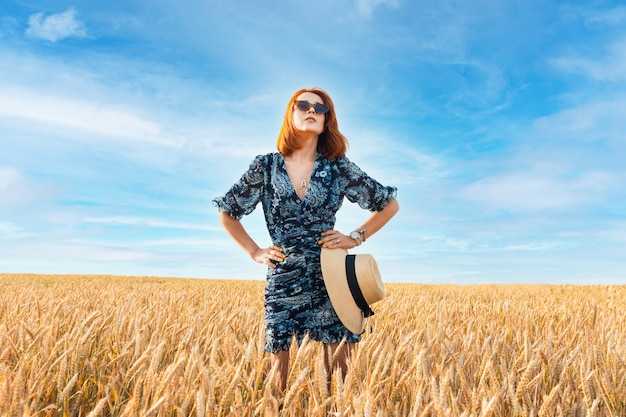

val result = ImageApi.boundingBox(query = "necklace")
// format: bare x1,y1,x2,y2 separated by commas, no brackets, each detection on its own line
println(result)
284,155,315,196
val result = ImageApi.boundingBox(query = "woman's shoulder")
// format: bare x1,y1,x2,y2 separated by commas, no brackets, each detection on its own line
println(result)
249,152,281,167
327,154,351,166
328,154,359,171
251,151,278,160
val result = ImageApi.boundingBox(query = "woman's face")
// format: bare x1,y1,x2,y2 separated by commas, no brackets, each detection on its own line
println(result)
292,92,326,136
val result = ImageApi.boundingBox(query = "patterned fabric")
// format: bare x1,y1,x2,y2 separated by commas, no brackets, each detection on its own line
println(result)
213,152,397,353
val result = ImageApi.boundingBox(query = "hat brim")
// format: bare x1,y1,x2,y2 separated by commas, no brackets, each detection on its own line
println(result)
320,248,384,334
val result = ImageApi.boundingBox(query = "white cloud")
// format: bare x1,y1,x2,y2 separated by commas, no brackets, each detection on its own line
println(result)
0,87,169,144
0,166,57,212
0,221,24,236
25,8,87,43
533,98,626,146
83,216,217,232
3,240,157,263
460,170,613,212
0,16,19,38
0,166,21,191
585,6,626,26
550,37,626,82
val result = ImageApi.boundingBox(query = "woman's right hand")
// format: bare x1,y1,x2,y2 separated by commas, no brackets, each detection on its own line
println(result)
253,245,286,268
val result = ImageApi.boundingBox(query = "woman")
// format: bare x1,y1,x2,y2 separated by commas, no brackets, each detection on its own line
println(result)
213,87,399,392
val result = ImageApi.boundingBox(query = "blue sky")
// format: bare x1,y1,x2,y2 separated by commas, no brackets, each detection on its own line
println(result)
1,0,625,284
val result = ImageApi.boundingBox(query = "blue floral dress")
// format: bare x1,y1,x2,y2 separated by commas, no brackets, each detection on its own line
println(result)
213,152,397,353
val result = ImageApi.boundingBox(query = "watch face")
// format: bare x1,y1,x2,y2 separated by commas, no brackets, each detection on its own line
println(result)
350,231,360,239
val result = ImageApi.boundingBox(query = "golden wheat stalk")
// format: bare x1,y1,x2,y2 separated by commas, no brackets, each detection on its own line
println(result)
1,275,625,416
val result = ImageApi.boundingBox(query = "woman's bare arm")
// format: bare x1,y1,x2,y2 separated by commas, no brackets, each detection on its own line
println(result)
218,212,285,267
319,198,399,248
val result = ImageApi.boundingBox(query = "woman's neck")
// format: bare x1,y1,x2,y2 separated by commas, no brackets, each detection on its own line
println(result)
287,137,318,163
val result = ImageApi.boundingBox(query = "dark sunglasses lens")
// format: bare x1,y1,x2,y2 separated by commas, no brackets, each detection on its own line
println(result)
295,101,310,111
313,104,330,114
294,100,329,114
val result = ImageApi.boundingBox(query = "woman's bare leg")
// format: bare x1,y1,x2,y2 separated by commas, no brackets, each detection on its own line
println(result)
324,342,355,383
271,350,290,393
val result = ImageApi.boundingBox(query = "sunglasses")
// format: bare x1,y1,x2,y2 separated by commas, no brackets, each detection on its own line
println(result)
293,100,330,114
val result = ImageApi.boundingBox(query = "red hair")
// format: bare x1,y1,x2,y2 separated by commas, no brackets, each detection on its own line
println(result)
276,87,348,160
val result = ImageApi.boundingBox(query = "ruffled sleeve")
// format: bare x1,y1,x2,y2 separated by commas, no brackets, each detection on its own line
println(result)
336,156,397,212
212,154,269,220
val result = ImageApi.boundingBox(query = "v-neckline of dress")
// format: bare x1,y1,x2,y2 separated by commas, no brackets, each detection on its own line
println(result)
281,153,319,203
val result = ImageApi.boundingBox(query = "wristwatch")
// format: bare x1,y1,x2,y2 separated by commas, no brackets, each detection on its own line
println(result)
349,231,362,246
350,229,366,246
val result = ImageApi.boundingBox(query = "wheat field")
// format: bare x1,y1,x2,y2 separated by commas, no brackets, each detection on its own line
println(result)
0,274,624,416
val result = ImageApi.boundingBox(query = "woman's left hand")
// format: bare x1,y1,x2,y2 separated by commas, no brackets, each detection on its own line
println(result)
318,230,356,249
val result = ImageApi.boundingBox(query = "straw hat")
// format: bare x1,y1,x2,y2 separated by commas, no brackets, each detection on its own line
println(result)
320,248,385,334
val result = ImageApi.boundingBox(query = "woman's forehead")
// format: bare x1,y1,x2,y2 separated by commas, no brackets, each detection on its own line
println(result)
296,92,324,104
